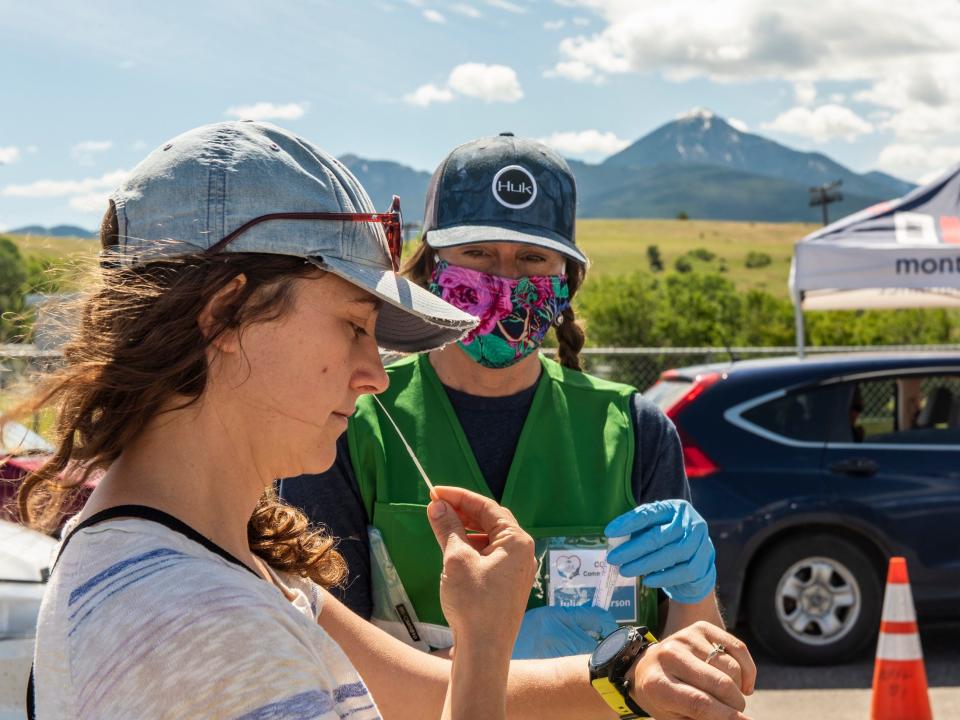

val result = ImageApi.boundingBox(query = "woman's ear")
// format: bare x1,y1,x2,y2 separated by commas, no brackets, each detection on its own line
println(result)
198,273,248,353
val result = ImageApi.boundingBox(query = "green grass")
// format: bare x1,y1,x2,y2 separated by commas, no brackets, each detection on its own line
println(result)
10,220,817,300
6,233,98,263
577,218,817,298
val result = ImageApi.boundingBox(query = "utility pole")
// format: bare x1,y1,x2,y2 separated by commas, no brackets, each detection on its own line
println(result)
809,180,843,226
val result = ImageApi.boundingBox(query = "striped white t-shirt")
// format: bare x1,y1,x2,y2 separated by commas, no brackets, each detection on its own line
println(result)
33,517,382,720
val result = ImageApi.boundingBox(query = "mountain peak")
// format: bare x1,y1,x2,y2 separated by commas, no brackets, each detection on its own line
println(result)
676,107,716,122
674,107,728,131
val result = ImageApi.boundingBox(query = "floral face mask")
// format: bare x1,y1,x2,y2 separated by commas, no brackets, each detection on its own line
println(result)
428,259,571,369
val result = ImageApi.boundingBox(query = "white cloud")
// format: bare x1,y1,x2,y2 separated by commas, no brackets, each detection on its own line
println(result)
1,169,129,214
224,102,307,121
69,193,113,213
404,83,456,106
26,145,38,155
545,60,602,83
794,80,816,106
486,0,526,12
423,9,446,22
728,117,749,133
538,130,630,158
550,1,960,81
572,16,590,25
762,104,874,143
876,143,960,184
406,63,524,106
545,0,960,157
448,63,523,102
544,19,565,30
0,147,20,165
450,3,482,18
71,140,112,165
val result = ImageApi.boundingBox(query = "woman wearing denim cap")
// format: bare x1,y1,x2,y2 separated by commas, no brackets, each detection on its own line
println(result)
282,135,727,661
21,122,754,720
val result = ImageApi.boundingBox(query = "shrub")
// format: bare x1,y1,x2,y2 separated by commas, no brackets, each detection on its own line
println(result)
745,251,772,269
689,247,716,262
646,244,664,273
674,257,693,273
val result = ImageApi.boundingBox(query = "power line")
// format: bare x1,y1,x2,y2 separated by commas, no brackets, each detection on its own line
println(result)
809,179,843,226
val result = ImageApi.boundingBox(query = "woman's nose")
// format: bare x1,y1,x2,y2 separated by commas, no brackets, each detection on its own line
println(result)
490,256,524,279
353,342,389,395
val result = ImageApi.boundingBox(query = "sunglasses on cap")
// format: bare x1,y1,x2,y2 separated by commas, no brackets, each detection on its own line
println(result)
206,195,404,271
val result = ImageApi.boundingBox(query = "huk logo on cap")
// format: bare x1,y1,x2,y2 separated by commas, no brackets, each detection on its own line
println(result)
492,165,537,210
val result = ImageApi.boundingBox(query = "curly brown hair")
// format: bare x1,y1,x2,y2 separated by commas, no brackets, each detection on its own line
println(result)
402,242,587,370
15,203,346,588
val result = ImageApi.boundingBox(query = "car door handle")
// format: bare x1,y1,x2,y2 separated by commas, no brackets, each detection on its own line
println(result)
829,458,879,476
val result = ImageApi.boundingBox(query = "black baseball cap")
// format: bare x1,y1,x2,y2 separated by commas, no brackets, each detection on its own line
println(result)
421,133,586,264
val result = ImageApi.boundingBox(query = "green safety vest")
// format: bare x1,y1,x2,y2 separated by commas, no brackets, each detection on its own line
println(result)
348,353,658,630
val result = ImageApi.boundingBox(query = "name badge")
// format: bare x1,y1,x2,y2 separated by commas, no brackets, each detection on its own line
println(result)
546,547,638,623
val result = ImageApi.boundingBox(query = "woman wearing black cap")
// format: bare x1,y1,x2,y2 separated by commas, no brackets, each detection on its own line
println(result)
282,134,727,662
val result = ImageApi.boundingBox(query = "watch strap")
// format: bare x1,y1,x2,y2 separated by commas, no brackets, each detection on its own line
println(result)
589,675,642,719
608,628,659,719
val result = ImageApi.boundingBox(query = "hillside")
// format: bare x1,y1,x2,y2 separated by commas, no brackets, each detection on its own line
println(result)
577,218,810,297
571,163,878,223
10,224,96,238
603,109,901,200
5,218,810,298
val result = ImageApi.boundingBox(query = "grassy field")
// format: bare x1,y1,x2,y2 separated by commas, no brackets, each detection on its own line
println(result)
6,232,98,263
577,218,817,298
6,218,817,299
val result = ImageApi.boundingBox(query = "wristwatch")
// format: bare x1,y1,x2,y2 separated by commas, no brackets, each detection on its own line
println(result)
588,625,659,719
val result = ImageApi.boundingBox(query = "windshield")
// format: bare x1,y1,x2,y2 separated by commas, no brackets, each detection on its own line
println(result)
1,421,54,455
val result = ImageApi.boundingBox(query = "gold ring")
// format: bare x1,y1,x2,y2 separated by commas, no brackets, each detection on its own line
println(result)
705,642,726,664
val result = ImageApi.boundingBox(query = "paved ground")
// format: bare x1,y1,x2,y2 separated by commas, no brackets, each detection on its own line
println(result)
740,621,960,719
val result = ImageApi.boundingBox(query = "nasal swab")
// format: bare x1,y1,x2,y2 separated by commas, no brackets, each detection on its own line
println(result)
372,394,435,494
592,535,629,610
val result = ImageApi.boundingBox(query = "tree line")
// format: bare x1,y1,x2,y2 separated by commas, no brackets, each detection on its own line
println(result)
576,270,959,348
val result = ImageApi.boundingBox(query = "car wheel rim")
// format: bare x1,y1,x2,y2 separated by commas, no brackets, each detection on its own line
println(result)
774,555,861,647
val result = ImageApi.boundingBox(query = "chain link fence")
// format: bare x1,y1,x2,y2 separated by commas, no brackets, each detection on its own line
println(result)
4,343,960,418
550,344,960,392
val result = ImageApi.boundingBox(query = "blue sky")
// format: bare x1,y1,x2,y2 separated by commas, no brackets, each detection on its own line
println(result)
2,0,959,231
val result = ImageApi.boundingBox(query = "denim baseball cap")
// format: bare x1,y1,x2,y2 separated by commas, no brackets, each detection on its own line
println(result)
108,121,477,352
422,133,586,264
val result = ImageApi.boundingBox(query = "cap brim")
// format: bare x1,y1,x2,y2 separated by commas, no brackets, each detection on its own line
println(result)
426,223,587,265
313,256,478,352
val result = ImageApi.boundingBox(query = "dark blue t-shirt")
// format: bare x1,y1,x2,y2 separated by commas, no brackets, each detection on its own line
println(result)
280,381,690,618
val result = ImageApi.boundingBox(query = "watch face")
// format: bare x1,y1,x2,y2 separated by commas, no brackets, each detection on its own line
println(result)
592,627,629,666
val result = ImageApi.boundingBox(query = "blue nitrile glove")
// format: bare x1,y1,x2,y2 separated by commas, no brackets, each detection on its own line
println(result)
511,605,619,659
604,499,717,604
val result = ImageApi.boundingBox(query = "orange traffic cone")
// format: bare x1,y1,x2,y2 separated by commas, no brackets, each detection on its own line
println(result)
870,557,932,720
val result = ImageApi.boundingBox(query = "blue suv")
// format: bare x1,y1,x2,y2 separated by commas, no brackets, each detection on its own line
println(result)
644,352,960,664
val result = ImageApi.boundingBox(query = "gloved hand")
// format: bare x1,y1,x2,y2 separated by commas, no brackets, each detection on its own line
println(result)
604,499,717,604
511,605,619,659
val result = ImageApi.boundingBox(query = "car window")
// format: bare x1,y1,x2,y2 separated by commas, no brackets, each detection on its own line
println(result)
843,375,960,445
741,385,842,442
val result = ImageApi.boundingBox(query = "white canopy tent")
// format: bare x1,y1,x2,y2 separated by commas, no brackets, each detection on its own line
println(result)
790,163,960,356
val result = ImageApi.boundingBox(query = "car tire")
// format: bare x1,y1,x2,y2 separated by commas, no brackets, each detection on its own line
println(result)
746,533,882,664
